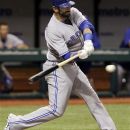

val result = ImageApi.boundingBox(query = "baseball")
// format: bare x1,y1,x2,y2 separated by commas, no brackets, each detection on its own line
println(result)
105,65,116,73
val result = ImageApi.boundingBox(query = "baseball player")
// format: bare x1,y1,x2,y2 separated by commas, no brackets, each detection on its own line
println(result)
0,21,28,93
4,0,116,130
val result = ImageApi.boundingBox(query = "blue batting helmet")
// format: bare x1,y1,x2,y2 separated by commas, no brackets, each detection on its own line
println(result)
50,0,75,8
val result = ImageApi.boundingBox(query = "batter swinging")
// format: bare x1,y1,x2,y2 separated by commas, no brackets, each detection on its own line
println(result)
4,0,116,130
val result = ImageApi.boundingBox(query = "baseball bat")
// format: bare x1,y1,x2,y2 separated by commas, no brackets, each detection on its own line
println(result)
28,53,80,83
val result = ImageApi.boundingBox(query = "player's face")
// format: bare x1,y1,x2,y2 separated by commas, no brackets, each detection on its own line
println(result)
58,7,71,18
0,25,9,38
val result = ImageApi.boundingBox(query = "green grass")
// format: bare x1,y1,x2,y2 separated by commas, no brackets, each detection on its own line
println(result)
1,104,130,130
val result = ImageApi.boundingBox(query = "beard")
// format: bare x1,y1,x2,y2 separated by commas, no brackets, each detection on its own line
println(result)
59,11,70,18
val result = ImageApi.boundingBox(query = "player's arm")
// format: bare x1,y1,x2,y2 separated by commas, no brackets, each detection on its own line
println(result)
72,7,95,56
61,8,95,60
79,20,94,56
16,43,29,49
11,34,29,49
45,29,70,59
45,29,86,61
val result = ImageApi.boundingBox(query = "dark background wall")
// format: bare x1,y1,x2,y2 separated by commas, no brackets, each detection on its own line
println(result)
0,0,34,47
0,0,130,48
99,0,130,48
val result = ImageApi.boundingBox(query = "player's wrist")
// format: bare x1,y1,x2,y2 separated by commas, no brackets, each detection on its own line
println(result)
83,33,93,41
83,40,94,56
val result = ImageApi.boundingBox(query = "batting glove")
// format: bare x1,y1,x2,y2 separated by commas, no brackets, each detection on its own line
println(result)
83,40,94,56
78,49,88,59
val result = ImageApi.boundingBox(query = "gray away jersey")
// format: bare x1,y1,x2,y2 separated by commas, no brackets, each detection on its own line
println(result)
0,34,24,49
45,7,86,61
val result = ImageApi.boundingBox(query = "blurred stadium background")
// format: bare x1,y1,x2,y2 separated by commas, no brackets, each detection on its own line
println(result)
0,0,130,129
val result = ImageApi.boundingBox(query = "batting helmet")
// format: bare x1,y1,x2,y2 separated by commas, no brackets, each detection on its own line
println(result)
50,0,75,8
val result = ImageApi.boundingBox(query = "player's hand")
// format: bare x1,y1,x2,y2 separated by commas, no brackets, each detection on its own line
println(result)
84,40,94,56
78,49,88,59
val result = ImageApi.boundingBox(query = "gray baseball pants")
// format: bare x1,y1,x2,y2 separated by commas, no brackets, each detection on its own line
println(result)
7,61,116,130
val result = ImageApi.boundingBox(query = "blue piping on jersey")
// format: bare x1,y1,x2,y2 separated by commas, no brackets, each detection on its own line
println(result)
62,52,71,60
60,51,69,57
9,62,58,124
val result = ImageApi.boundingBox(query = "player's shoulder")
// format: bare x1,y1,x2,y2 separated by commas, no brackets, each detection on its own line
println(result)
7,34,19,39
70,7,85,19
46,15,61,34
7,34,23,43
71,7,81,14
71,7,79,12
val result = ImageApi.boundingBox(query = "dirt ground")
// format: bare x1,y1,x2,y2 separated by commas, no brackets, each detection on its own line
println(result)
0,98,130,106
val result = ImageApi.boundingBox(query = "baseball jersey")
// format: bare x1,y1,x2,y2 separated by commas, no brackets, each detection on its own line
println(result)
45,7,86,61
120,28,130,48
0,34,24,49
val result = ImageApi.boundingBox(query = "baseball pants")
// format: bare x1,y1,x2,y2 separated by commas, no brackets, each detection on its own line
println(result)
7,61,116,130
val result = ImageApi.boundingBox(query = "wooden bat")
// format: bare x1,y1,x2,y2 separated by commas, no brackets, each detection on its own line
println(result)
28,53,80,83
